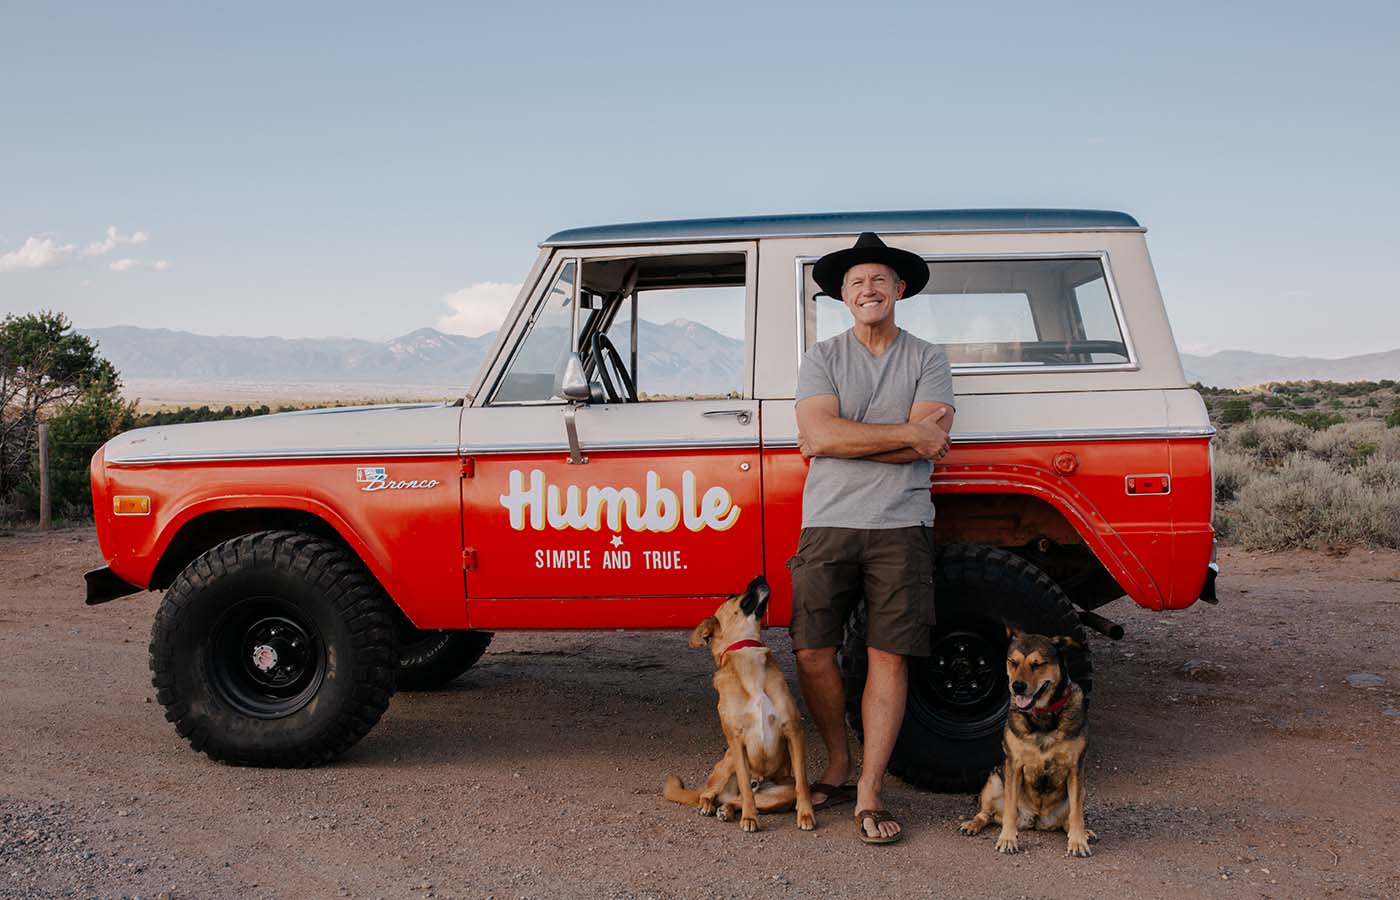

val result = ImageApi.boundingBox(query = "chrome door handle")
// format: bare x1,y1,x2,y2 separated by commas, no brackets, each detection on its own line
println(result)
702,409,752,426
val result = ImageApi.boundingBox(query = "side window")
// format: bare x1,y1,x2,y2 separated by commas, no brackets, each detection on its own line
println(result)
492,261,594,404
804,256,1129,369
602,254,746,400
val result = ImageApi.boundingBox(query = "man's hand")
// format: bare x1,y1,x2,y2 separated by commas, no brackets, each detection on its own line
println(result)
908,408,951,460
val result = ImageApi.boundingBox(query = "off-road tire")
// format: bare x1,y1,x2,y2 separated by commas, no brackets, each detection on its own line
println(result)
396,628,492,691
840,544,1092,793
149,530,399,767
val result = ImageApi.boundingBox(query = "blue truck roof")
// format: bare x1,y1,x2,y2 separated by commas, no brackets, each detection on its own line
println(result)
542,209,1141,247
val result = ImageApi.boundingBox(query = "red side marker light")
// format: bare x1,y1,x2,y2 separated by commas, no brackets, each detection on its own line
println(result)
1125,475,1169,495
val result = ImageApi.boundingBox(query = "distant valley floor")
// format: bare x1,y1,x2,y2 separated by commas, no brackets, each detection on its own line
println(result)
122,378,465,410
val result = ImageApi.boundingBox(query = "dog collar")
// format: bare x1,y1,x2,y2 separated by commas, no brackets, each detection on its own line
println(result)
1024,680,1075,716
722,639,765,656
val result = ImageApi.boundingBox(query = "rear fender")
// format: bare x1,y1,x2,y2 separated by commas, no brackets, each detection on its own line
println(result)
933,464,1166,610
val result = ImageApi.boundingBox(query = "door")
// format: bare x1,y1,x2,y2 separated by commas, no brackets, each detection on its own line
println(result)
459,243,762,628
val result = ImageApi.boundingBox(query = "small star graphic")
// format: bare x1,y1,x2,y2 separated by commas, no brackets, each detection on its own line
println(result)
610,534,624,547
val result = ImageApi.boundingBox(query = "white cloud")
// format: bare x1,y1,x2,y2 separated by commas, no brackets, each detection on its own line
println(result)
109,258,138,272
437,281,522,337
152,259,171,271
83,225,149,257
0,236,75,273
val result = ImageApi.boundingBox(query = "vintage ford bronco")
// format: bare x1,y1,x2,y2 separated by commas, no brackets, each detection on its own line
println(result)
87,209,1216,788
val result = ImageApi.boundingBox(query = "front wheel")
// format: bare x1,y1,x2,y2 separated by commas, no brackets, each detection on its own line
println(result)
840,544,1092,792
149,531,399,767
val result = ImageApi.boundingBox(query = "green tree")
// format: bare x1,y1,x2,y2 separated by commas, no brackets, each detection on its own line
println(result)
0,311,129,516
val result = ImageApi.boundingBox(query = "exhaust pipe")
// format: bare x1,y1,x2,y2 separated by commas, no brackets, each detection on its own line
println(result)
1078,609,1124,641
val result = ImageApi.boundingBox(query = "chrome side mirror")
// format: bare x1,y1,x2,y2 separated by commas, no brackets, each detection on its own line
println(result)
556,352,591,403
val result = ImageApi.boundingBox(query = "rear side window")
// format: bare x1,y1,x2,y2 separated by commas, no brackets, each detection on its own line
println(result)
803,256,1131,369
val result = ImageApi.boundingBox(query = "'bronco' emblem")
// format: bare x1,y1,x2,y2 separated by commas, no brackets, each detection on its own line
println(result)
356,466,440,493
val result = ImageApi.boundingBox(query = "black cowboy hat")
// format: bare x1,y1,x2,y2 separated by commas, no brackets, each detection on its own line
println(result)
812,232,929,300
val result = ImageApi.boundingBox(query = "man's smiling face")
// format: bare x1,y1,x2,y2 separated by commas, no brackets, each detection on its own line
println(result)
841,262,904,327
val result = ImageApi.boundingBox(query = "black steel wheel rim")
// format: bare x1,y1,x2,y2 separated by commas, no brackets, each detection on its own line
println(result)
906,620,1007,737
209,597,326,719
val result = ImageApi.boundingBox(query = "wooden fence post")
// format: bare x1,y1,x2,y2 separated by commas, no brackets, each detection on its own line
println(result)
38,422,51,531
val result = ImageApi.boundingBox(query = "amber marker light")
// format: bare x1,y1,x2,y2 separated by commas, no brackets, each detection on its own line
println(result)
113,496,152,516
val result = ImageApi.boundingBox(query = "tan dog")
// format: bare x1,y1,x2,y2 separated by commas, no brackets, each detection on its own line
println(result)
958,631,1097,857
664,576,816,833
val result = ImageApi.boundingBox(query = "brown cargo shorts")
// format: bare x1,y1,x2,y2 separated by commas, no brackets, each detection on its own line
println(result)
786,526,936,657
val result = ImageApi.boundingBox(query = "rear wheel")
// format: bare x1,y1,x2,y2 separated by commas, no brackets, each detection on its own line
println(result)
149,530,398,767
396,626,492,691
840,544,1092,792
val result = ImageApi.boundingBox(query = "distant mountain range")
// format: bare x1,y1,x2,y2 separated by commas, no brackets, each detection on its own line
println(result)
79,325,1398,396
1181,349,1400,388
80,322,746,397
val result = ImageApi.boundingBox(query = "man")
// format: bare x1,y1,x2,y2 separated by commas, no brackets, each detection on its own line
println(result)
789,232,955,844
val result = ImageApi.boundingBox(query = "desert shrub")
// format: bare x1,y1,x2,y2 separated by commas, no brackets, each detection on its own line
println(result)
1263,395,1286,409
1265,410,1344,431
1228,416,1313,463
1229,457,1400,550
1327,398,1344,409
1217,399,1252,424
1292,395,1318,408
1212,447,1253,502
1387,408,1400,429
1357,458,1400,491
1305,422,1385,468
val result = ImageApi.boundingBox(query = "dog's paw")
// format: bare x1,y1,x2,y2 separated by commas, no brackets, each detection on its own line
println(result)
698,795,717,817
1066,833,1093,858
1087,829,1099,844
994,831,1020,854
740,816,759,833
797,810,815,831
958,817,987,836
714,803,731,822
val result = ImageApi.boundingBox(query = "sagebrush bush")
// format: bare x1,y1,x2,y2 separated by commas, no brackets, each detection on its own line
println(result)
1212,447,1254,502
1357,458,1400,491
1228,456,1400,550
1227,417,1313,463
1305,421,1386,468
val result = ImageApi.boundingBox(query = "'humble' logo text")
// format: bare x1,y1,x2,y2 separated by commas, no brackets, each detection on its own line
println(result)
499,469,740,533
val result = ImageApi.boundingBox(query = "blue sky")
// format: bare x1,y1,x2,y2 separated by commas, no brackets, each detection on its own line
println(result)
2,0,1397,358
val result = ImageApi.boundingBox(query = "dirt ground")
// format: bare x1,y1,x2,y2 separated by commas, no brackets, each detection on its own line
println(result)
2,528,1398,900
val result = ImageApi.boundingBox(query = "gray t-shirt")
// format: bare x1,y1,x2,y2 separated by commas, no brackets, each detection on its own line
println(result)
796,329,955,529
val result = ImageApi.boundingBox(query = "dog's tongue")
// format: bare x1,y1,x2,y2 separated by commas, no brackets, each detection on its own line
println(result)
1012,695,1034,709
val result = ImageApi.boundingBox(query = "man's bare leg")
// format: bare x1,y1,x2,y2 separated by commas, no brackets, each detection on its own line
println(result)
795,647,857,806
857,646,908,840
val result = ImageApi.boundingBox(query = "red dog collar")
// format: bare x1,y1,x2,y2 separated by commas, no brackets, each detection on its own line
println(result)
1026,680,1075,715
722,639,765,656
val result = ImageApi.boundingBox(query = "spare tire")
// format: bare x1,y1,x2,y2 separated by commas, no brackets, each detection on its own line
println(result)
840,544,1092,793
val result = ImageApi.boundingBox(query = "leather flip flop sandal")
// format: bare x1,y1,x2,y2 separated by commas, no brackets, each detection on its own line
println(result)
855,808,903,845
810,782,856,810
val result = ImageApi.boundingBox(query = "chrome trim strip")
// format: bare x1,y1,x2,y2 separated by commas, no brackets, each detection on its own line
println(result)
546,226,1145,248
794,251,1140,375
464,437,761,455
762,426,1214,449
108,445,458,466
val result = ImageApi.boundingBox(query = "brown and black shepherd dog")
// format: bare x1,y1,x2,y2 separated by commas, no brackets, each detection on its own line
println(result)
958,631,1097,857
664,576,816,833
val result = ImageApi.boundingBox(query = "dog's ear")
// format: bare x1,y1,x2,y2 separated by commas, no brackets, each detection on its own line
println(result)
748,576,771,606
1051,634,1085,653
689,616,718,649
1005,625,1025,640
